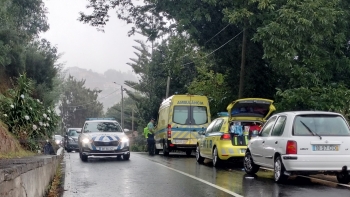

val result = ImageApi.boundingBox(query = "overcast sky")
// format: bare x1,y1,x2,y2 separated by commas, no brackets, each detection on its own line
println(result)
41,0,146,74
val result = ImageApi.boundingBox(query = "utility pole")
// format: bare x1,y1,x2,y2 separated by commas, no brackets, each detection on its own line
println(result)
238,2,248,99
121,85,124,129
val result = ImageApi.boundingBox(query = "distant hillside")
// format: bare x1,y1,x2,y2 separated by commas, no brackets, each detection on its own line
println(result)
64,67,138,112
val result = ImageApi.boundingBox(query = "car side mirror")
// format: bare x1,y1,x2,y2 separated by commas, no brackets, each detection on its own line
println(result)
198,130,205,135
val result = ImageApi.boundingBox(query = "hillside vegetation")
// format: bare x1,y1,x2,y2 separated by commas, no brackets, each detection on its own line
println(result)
0,121,34,159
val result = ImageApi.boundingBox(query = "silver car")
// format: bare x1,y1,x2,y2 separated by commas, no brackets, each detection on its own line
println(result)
244,111,350,184
78,118,130,162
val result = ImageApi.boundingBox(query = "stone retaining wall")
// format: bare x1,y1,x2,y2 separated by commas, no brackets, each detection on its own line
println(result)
0,155,61,197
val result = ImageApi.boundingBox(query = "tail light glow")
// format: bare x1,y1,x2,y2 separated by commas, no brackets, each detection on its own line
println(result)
167,124,171,138
286,140,297,154
220,133,231,140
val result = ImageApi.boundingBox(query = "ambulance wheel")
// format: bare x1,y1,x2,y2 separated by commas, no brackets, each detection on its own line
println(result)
212,147,222,167
163,143,169,156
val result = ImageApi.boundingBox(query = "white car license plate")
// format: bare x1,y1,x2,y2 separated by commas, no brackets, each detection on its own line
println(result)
98,147,114,151
175,140,187,144
313,145,339,151
240,149,246,154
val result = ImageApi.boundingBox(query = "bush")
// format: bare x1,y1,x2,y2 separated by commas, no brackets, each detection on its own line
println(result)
0,74,59,151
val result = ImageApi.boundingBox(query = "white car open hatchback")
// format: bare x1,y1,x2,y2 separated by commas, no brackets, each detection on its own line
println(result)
244,111,350,184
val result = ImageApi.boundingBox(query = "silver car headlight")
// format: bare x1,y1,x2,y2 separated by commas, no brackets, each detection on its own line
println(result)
82,138,91,144
55,140,61,144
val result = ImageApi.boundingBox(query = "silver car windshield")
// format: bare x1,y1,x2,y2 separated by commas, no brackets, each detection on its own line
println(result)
83,122,122,133
293,115,350,136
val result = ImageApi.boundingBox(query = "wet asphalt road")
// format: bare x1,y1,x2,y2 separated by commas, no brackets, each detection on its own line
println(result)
63,151,350,197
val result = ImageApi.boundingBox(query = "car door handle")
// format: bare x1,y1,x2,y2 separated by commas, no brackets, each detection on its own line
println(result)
262,141,265,143
275,141,278,144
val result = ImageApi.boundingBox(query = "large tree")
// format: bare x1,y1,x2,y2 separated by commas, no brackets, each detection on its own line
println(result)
59,75,104,128
254,0,350,112
79,0,277,101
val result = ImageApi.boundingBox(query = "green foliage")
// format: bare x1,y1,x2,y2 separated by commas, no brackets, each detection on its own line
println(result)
0,0,49,69
275,85,350,120
254,0,350,88
105,95,139,130
188,59,231,116
0,74,59,151
80,0,350,121
59,75,104,128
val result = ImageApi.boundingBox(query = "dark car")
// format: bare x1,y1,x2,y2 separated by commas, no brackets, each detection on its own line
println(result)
64,128,82,152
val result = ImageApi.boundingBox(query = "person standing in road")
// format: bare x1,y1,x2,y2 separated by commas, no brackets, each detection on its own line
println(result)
146,118,156,155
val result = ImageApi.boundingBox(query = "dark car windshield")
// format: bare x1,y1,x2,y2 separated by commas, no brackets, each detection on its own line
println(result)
83,122,123,133
68,130,80,136
293,115,350,136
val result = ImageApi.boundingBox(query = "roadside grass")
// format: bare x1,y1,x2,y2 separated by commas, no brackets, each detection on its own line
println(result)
0,150,36,159
46,156,64,197
0,120,37,159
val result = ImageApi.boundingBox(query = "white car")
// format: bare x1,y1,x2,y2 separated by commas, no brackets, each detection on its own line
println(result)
244,111,350,184
78,118,130,162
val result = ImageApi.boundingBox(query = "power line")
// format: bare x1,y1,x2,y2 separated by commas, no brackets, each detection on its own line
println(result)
204,24,230,45
180,30,244,67
65,90,120,108
161,24,231,63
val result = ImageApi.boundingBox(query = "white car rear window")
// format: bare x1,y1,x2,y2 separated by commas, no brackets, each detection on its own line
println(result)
293,115,350,136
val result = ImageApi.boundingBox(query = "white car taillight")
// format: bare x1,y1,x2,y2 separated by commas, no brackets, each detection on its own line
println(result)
286,140,297,154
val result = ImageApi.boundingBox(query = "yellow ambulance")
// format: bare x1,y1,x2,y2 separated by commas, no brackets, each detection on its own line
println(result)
154,94,211,156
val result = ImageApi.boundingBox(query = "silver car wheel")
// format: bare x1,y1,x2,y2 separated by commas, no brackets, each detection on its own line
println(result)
275,159,281,181
244,154,252,171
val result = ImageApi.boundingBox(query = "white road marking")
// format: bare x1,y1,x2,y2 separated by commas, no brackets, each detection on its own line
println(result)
155,163,244,197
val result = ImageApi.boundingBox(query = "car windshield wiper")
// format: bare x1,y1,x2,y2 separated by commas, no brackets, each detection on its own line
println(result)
300,121,322,140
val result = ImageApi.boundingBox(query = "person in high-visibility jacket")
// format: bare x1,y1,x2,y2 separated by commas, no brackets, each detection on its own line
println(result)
144,118,156,155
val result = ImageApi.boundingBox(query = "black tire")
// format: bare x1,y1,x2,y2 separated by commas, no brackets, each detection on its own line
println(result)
244,151,260,175
274,156,288,183
81,153,88,162
212,147,222,167
163,142,169,156
186,150,192,156
337,172,350,184
67,149,72,153
196,146,204,164
123,154,130,160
